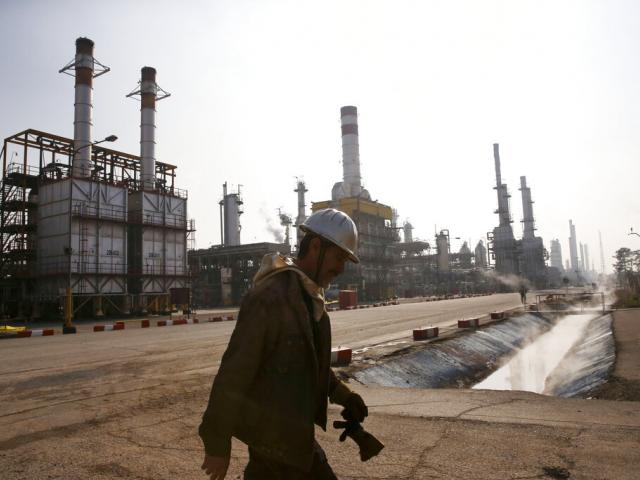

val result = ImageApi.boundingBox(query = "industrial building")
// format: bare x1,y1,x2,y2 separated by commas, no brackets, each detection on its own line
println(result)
311,106,399,300
0,38,192,320
311,106,495,300
517,176,547,287
188,181,291,306
488,144,520,276
488,144,548,288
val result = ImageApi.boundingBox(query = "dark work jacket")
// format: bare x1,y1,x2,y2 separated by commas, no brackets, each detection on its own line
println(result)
198,269,351,471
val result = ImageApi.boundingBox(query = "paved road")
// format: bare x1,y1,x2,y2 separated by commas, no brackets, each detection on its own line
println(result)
2,294,637,479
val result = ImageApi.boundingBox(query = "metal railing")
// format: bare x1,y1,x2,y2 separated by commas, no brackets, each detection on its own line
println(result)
128,210,187,228
6,162,40,177
71,201,127,222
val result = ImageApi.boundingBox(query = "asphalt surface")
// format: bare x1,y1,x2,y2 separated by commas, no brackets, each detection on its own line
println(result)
1,294,638,479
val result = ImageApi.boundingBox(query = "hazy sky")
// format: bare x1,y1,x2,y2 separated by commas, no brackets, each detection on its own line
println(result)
2,0,639,273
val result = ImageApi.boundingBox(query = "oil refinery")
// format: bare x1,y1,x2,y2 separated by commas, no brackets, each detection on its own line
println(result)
0,39,601,318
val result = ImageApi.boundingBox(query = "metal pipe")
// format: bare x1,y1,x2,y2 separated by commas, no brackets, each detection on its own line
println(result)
340,106,362,197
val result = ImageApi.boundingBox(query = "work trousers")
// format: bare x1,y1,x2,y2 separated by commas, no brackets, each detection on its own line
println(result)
243,441,338,480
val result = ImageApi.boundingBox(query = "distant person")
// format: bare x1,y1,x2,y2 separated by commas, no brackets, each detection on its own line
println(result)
199,209,370,479
519,284,528,305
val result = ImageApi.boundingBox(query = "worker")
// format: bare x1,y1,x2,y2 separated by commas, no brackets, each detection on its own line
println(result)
519,283,528,305
199,208,369,479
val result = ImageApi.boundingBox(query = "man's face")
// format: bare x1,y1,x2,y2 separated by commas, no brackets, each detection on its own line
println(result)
316,242,350,289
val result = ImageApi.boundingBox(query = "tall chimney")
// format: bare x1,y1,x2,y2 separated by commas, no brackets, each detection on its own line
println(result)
294,179,307,246
569,220,579,272
340,106,362,197
59,38,109,178
127,67,170,190
493,143,511,227
519,176,535,239
584,244,590,274
140,67,157,190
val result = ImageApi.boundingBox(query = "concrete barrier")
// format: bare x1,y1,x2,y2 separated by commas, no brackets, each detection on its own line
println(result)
141,319,150,328
93,323,125,332
18,329,54,337
490,311,505,320
458,318,479,328
413,326,439,340
331,347,352,366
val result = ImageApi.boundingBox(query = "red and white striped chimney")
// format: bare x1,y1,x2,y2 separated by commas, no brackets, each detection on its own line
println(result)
127,67,170,190
340,106,362,197
140,67,157,190
60,37,110,178
73,38,94,178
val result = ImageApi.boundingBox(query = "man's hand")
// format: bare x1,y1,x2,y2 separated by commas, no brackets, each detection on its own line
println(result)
201,453,230,480
343,392,368,423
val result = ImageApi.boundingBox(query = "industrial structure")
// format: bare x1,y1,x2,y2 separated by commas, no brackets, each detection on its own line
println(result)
294,178,307,247
518,176,546,286
189,242,290,306
474,240,487,268
569,219,580,276
487,144,548,288
0,38,192,320
488,143,520,276
190,109,527,307
219,182,242,246
189,182,290,306
550,239,564,271
312,106,398,299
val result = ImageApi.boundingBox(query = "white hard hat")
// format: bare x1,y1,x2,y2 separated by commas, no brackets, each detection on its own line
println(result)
300,208,359,263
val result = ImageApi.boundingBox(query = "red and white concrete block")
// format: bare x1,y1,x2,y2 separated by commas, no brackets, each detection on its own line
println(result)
413,326,439,341
458,318,480,328
93,322,125,332
331,347,352,366
490,311,505,320
18,329,55,337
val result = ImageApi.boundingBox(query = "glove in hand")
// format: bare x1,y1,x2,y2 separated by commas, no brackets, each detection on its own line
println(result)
342,392,368,423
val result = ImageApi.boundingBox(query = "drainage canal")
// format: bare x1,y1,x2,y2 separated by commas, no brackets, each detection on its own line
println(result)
353,312,615,398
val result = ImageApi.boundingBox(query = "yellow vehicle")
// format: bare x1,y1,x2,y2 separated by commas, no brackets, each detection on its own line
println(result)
0,325,26,338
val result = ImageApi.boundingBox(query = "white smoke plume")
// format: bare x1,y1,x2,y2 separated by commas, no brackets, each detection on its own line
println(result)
481,270,531,289
259,206,284,243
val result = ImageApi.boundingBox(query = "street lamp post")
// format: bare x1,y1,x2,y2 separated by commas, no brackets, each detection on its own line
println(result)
62,135,117,334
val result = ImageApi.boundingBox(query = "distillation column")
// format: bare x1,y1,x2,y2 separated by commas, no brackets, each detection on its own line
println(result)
294,179,307,247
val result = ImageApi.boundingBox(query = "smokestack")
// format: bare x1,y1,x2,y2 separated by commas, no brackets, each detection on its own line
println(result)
493,143,511,227
599,231,605,274
519,176,535,239
140,67,158,190
127,67,170,190
584,244,590,274
403,221,413,243
59,38,110,178
568,220,579,272
579,242,585,272
493,143,502,186
340,106,362,197
220,182,242,246
294,179,308,246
